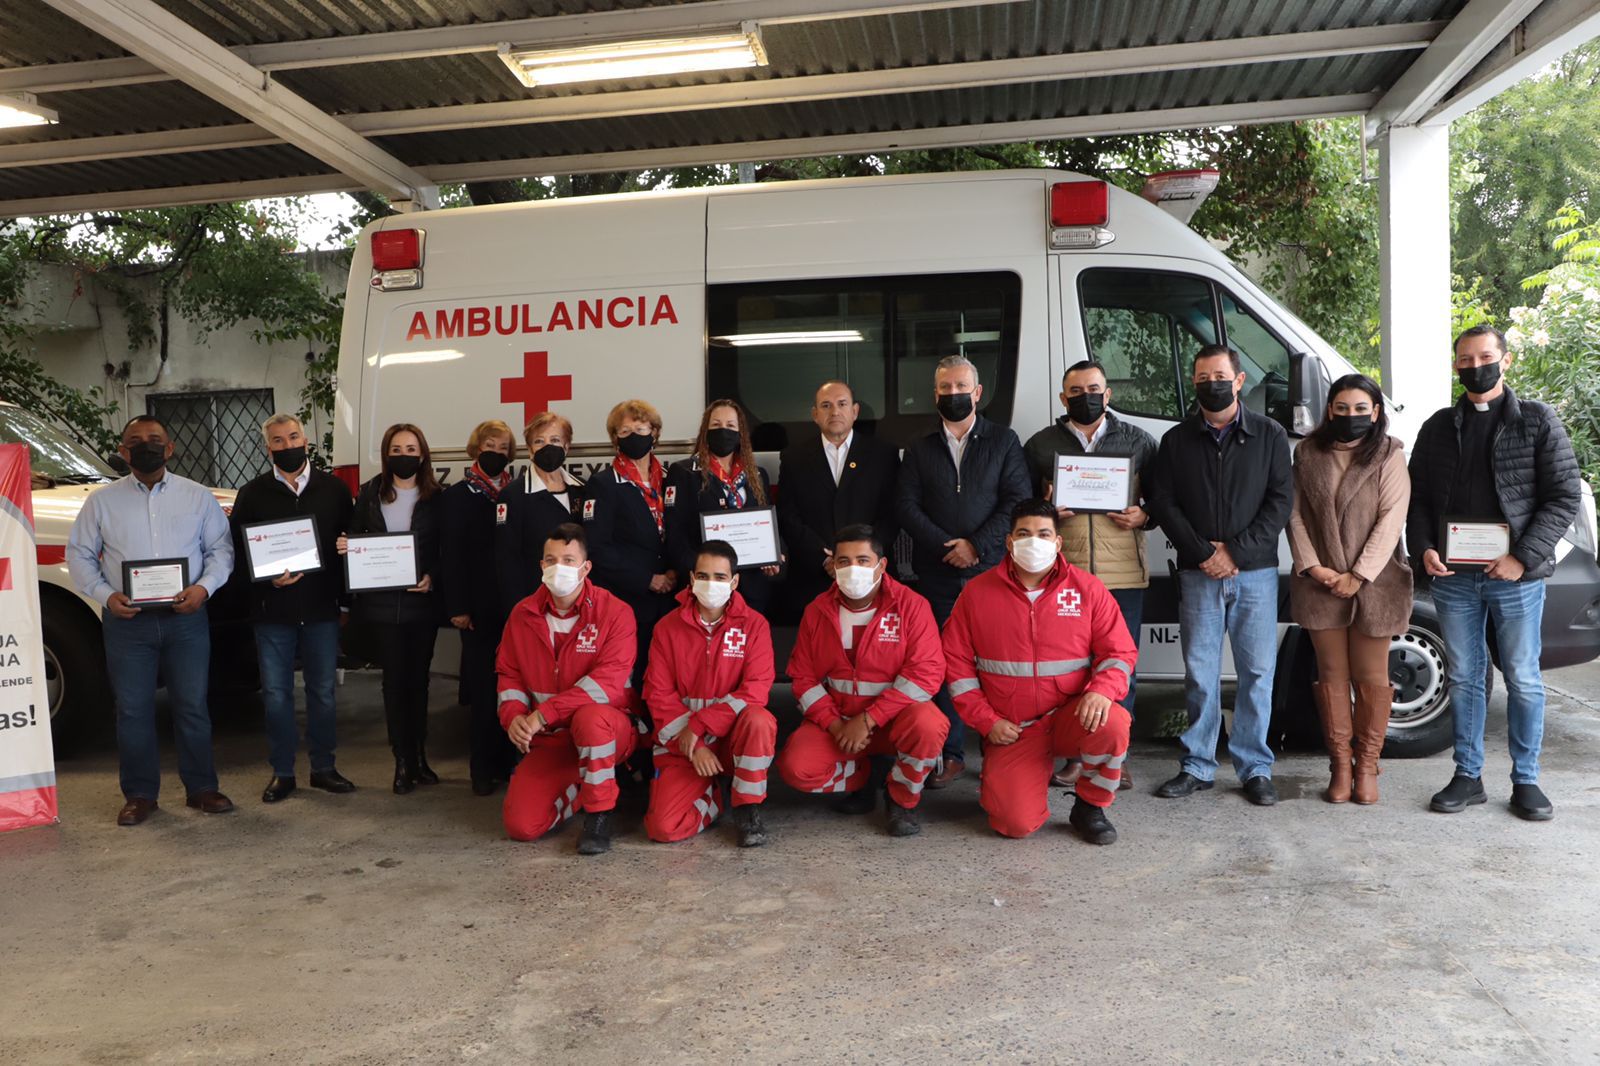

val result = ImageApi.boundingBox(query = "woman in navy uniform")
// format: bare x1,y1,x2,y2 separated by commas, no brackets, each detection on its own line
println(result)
439,419,520,796
582,399,677,689
666,399,784,615
496,411,585,617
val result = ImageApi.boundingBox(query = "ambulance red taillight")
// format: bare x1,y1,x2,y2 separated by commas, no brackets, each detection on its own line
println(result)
370,228,425,291
1047,180,1114,250
332,464,361,495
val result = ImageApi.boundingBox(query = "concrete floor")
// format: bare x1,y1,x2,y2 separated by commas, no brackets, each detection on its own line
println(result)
4,665,1600,1066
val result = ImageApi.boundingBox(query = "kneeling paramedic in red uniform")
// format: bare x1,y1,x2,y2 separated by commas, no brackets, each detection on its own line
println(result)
943,499,1136,844
497,522,638,855
643,540,777,847
776,523,948,837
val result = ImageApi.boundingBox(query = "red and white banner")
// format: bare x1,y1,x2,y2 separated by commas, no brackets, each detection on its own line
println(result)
0,443,56,832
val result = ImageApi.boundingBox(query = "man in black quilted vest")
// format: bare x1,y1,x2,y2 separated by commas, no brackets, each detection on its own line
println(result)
1406,325,1581,822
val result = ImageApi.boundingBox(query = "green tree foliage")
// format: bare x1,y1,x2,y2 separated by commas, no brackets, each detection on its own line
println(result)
1452,41,1600,317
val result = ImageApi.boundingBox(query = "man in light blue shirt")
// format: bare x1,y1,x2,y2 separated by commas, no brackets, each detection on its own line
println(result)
68,414,236,826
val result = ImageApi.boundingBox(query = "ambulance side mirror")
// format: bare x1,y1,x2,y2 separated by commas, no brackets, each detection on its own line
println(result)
1286,351,1329,437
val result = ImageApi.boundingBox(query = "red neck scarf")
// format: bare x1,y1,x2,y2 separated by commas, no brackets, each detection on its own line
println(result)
613,454,666,534
709,455,748,508
464,462,512,501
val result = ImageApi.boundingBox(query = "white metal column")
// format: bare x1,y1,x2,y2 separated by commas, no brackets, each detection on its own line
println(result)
1378,124,1453,416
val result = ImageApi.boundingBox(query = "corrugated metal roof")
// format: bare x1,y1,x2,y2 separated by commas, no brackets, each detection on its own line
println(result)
0,0,1477,210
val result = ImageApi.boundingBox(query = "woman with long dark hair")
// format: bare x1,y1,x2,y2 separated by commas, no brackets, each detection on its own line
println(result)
1288,373,1412,805
339,423,443,793
440,419,521,796
666,399,784,614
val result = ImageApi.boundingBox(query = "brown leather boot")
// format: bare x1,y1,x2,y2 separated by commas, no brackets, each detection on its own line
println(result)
1352,682,1393,805
1312,681,1353,804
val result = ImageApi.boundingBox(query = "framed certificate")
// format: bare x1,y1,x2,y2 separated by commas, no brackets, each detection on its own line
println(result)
1440,518,1512,570
242,515,324,582
344,532,420,592
1053,453,1136,514
122,558,189,608
699,506,781,569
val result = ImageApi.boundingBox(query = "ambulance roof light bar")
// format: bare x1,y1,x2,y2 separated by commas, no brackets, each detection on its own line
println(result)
0,92,58,129
1048,180,1113,250
371,228,424,292
1140,168,1220,225
499,23,767,88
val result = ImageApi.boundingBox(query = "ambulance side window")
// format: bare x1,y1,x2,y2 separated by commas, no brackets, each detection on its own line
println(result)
1077,269,1219,422
1218,288,1295,428
707,272,1020,450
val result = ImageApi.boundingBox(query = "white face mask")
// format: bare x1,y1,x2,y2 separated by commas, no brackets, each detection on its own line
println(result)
542,562,584,598
693,578,733,610
1010,535,1059,573
834,564,881,600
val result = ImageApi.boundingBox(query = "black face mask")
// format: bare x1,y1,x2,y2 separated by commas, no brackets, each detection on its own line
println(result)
126,441,167,475
532,444,567,473
1457,361,1502,395
1066,392,1106,426
1195,379,1237,413
271,446,306,474
935,393,975,423
386,454,423,480
1329,414,1372,443
705,427,740,458
475,451,510,477
618,433,654,461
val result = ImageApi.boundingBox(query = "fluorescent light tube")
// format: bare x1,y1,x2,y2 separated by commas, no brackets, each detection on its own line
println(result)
499,23,767,88
713,330,865,347
0,93,58,129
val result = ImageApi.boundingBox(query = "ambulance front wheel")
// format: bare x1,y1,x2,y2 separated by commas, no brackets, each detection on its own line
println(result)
42,592,110,757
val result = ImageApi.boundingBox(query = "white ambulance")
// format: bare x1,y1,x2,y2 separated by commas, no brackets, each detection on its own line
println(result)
334,169,1600,758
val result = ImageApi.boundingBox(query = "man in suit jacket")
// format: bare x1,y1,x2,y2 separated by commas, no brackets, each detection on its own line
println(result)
897,355,1032,786
778,380,900,608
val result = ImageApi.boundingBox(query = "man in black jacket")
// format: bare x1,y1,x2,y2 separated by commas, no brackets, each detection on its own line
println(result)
778,380,900,609
897,354,1031,785
1146,345,1293,807
1409,325,1581,821
230,414,356,804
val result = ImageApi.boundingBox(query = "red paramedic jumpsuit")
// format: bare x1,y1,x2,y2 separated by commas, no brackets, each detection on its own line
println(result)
642,589,777,842
777,574,949,808
943,555,1136,838
496,579,638,841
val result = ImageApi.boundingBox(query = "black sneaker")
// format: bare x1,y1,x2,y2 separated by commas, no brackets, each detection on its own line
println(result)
1067,798,1117,845
1242,776,1278,807
886,798,921,837
576,811,613,855
1429,774,1487,814
1509,783,1554,822
733,805,769,848
1154,771,1214,799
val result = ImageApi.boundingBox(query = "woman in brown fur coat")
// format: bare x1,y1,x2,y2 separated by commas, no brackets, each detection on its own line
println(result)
1288,374,1413,804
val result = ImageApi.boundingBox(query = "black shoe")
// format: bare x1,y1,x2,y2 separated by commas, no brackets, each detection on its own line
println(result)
393,756,416,796
1154,771,1214,799
413,748,440,786
831,788,876,815
309,768,356,794
1509,782,1554,821
1429,774,1487,814
471,777,497,797
733,805,769,848
1068,798,1118,845
1242,776,1278,807
886,798,921,837
261,776,296,803
577,811,613,855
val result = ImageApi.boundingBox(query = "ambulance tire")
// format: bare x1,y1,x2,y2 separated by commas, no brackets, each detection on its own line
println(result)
42,595,111,757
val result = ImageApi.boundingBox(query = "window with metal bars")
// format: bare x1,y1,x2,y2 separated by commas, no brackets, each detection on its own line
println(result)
146,388,276,490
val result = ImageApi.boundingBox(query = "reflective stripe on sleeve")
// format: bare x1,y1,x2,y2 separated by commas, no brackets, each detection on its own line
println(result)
1093,658,1133,677
891,675,934,702
797,684,827,711
659,712,690,742
948,677,981,697
575,676,609,703
497,688,530,706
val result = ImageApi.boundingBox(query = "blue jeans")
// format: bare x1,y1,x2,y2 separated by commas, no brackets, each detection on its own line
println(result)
1430,573,1547,784
103,607,217,802
1110,587,1144,719
255,620,341,777
922,575,969,762
1177,567,1278,782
